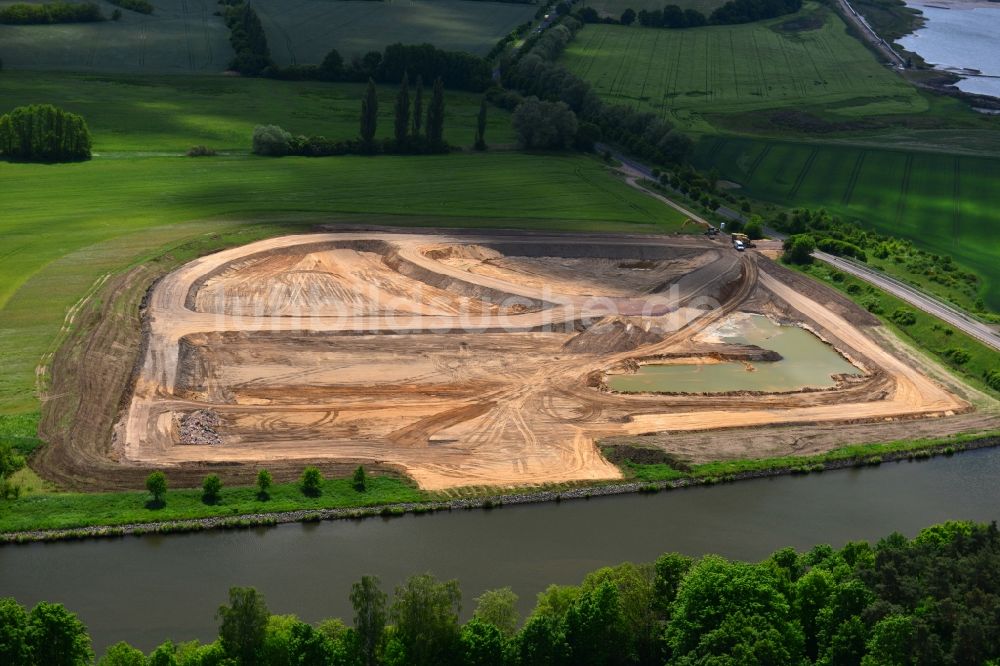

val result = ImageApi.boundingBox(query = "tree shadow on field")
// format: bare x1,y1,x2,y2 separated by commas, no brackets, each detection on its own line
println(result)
145,499,166,510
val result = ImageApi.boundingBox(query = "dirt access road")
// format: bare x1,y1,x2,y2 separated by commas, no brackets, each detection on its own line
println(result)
100,231,973,491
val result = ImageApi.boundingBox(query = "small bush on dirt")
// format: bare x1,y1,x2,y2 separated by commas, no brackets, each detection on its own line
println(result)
352,465,368,492
256,469,272,500
202,475,222,504
145,471,167,507
186,145,217,157
300,466,323,497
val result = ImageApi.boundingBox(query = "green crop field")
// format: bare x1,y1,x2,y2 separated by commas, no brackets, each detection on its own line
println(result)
693,137,1000,310
253,0,537,63
0,0,231,73
0,0,533,74
577,0,726,20
562,3,926,130
0,71,517,152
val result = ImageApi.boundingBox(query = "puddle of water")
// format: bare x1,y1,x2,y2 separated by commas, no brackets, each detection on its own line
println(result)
608,314,860,393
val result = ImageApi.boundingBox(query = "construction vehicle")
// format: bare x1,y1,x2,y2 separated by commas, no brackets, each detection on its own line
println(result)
731,232,755,249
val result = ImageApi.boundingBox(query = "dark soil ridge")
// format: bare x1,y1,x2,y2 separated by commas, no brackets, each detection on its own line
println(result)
5,435,997,545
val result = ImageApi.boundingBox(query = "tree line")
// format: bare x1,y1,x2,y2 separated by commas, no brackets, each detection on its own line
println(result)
0,104,92,162
142,465,370,507
218,1,492,92
499,17,693,163
1,520,998,664
279,43,493,93
577,0,804,28
251,75,461,157
0,2,104,25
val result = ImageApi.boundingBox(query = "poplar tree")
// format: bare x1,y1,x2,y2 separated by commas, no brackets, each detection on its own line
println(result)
411,75,424,137
359,78,378,150
393,73,410,147
474,98,488,151
426,77,445,149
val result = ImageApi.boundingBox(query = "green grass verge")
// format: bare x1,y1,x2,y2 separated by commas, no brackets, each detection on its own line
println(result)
693,137,1000,311
615,430,1000,482
562,4,925,131
798,261,1000,398
0,71,516,152
0,413,42,457
0,475,426,533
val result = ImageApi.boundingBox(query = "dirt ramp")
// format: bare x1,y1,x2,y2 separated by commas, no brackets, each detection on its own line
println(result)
563,317,666,354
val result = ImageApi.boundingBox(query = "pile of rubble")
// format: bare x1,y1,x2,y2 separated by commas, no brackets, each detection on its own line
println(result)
176,410,223,446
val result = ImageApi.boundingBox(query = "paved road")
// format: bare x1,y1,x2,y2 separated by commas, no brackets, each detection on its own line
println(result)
815,252,1000,352
835,0,906,67
597,143,715,227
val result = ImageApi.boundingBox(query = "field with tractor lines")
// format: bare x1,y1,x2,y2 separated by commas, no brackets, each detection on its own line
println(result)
562,3,925,128
251,0,536,64
693,137,1000,310
0,0,534,74
0,0,231,73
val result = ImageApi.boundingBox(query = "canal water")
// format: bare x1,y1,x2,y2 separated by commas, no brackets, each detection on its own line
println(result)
898,2,1000,99
608,314,859,393
2,447,999,653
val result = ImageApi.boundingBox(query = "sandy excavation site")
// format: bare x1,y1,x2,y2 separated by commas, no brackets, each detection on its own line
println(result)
107,231,974,490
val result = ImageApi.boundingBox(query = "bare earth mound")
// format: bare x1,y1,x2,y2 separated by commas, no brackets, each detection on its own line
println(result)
46,231,980,491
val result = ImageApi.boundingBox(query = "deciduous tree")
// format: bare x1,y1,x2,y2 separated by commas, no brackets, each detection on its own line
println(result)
473,587,519,637
145,471,167,506
27,601,93,666
217,587,269,666
389,573,461,666
351,575,386,666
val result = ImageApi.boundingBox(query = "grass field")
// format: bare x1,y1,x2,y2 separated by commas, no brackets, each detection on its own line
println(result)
0,0,231,73
0,152,686,413
0,0,535,73
254,0,537,63
692,137,1000,310
562,3,926,130
0,71,516,152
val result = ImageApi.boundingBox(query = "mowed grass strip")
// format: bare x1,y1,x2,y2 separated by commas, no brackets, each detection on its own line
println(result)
253,0,537,63
0,152,687,412
0,475,426,533
693,137,1000,311
562,3,925,127
0,72,516,152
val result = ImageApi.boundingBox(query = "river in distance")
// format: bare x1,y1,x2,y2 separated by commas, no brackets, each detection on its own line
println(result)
899,1,1000,99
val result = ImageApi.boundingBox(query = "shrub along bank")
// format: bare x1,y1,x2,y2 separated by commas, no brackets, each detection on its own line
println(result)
5,519,1000,665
